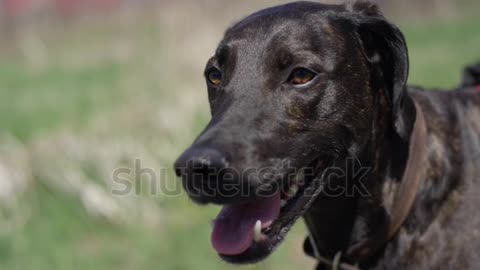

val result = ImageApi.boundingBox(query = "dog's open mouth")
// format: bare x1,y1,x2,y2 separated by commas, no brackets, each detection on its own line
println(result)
210,158,330,263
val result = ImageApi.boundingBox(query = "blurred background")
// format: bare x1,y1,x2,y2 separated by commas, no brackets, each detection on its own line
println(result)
0,0,479,269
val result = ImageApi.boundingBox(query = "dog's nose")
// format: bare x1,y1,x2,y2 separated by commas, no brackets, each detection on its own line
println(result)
174,147,229,203
175,147,227,177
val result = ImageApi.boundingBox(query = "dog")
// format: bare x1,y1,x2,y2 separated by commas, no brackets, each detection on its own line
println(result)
174,1,480,269
461,63,480,88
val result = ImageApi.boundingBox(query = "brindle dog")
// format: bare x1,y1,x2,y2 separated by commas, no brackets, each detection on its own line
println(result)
174,1,480,269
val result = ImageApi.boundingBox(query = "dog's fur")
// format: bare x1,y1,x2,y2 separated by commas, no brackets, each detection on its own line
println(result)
175,1,480,269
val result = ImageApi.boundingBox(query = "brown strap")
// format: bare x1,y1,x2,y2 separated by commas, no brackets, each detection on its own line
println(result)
310,101,427,267
342,100,428,263
387,100,427,239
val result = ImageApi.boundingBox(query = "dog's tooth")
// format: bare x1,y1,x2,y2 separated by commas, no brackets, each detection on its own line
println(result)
253,220,262,242
286,184,299,197
293,170,304,184
293,177,300,185
280,199,287,207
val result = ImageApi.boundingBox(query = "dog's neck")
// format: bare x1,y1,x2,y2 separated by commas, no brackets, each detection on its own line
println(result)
303,95,432,267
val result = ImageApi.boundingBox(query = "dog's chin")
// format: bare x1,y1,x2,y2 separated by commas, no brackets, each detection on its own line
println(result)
212,158,331,264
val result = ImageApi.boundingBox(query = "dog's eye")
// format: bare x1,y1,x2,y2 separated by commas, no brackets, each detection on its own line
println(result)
288,68,317,86
207,68,222,86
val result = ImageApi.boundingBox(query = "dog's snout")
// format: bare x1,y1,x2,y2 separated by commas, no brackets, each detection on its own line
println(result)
175,147,227,175
174,147,230,204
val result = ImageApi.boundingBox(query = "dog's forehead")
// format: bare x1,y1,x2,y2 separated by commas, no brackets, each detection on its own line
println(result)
216,3,348,63
224,2,344,42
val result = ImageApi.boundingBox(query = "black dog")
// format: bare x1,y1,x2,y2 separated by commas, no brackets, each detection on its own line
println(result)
175,1,480,269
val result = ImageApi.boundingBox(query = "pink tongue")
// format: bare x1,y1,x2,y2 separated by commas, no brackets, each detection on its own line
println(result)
211,193,281,255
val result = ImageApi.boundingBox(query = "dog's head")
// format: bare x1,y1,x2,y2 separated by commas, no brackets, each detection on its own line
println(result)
175,1,413,264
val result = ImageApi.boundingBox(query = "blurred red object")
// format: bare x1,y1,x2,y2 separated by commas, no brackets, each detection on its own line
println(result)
4,0,32,16
54,0,120,16
2,0,121,17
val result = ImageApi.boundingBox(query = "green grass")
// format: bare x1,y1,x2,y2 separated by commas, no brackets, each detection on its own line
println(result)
402,16,480,88
1,183,172,270
0,63,123,141
0,13,479,270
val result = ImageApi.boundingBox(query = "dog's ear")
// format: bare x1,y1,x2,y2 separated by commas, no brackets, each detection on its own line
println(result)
461,62,480,88
346,1,415,140
345,0,381,16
